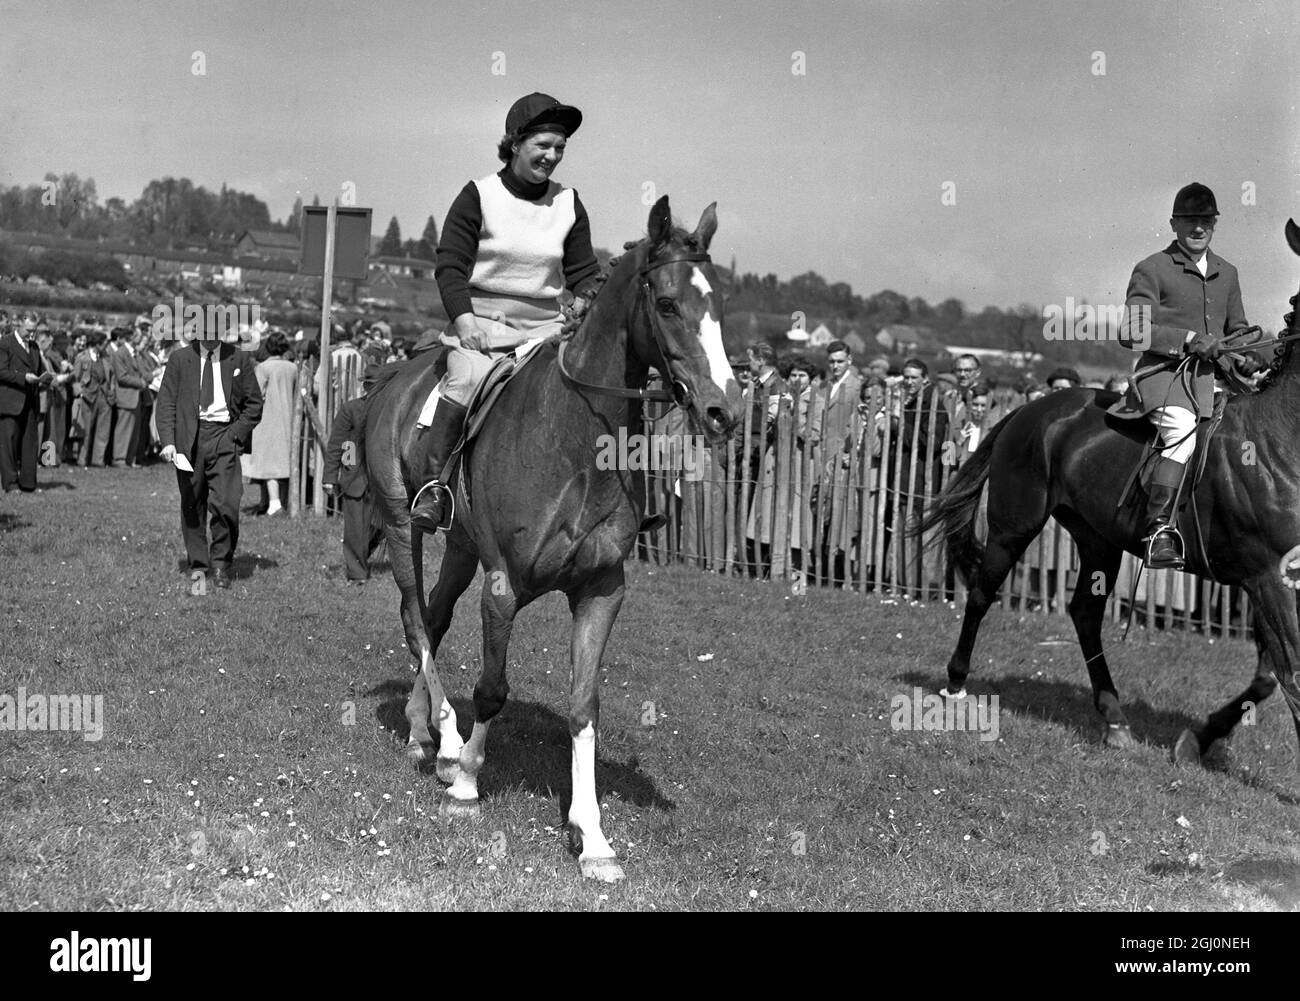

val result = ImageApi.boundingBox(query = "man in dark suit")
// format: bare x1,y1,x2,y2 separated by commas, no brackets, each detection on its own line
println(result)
322,389,383,582
155,323,263,589
0,312,49,492
74,331,113,466
109,327,147,467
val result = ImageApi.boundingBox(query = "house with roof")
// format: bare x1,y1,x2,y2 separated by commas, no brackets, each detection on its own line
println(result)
235,229,300,260
371,255,436,280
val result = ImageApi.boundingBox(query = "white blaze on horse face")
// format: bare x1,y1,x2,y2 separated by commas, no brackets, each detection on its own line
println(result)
690,267,735,395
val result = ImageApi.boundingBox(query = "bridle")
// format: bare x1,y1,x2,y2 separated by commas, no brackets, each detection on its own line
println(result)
557,251,713,409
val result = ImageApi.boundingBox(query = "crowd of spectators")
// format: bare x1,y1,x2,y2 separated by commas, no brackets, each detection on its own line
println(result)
0,308,411,504
651,339,1139,590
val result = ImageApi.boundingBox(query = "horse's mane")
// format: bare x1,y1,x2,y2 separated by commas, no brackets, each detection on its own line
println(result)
562,226,708,343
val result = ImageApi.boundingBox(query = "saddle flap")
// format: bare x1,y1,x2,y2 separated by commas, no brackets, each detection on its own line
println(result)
459,336,552,450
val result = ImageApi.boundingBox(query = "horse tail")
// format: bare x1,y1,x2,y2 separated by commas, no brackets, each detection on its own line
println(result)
914,414,1009,585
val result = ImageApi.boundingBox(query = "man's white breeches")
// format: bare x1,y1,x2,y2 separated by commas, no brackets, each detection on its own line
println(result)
1150,405,1197,464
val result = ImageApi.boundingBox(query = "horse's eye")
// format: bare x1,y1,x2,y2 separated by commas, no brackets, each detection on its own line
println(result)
656,298,678,316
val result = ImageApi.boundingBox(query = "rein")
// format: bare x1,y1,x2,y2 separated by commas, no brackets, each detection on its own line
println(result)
557,251,713,409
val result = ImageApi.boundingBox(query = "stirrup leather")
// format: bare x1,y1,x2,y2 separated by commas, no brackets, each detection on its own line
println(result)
410,480,455,530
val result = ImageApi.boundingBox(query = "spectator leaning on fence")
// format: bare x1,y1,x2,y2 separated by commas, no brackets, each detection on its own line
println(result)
742,340,786,578
778,354,816,571
950,379,991,467
879,357,949,592
744,341,783,466
808,340,863,586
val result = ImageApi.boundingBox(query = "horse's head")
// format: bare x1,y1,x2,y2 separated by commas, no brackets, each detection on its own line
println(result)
1280,218,1300,370
629,196,743,442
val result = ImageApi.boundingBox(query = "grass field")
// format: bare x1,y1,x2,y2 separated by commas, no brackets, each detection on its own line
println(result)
3,464,1300,911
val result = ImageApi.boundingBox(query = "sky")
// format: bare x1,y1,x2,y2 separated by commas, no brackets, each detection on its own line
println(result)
2,0,1299,324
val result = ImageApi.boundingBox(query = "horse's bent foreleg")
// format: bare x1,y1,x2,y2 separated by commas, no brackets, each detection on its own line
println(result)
565,565,626,882
1177,574,1294,766
446,561,517,805
1068,539,1132,747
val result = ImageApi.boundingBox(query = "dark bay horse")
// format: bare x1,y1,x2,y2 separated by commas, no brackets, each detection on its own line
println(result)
918,221,1300,768
366,197,741,880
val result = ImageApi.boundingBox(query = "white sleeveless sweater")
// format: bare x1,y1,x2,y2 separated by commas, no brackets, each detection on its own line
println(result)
469,172,576,301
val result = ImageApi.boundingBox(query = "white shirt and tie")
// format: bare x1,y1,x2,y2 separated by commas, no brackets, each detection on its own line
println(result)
198,344,230,423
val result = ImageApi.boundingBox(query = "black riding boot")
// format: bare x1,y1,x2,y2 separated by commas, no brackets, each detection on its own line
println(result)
410,398,468,533
1143,457,1187,570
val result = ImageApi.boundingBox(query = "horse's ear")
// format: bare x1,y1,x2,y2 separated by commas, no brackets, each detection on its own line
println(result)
648,196,672,248
691,202,718,251
1287,218,1300,258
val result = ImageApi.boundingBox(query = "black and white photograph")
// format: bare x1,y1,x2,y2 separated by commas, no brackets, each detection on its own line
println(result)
1,0,1296,964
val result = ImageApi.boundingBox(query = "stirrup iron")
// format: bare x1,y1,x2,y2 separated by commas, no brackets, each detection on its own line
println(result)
410,481,455,531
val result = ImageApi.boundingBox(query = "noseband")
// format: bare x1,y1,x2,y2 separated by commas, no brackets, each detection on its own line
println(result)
557,251,713,408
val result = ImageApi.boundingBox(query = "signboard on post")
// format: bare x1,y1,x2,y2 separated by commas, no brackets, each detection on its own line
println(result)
300,206,372,280
300,205,372,516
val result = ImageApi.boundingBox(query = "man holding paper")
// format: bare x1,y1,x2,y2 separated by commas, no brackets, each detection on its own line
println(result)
155,320,263,589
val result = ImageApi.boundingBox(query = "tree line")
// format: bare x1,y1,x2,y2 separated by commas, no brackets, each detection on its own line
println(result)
0,172,441,261
726,269,1133,368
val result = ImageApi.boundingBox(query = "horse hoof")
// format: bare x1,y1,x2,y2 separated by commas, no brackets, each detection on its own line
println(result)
1173,729,1203,767
439,795,480,821
1104,723,1137,750
580,857,626,883
1202,738,1233,772
939,686,966,700
405,739,432,765
435,756,462,784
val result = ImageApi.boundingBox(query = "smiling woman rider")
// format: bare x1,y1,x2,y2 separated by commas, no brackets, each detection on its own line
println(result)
410,93,603,533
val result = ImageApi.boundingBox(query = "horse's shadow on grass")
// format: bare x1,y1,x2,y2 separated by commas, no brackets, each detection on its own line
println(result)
896,669,1200,751
898,668,1300,801
367,679,676,815
0,513,32,533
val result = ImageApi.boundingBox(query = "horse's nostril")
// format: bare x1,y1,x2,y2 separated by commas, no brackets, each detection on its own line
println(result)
705,407,728,429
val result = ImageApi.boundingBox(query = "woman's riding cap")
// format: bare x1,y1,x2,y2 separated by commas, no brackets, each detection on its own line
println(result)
505,92,582,139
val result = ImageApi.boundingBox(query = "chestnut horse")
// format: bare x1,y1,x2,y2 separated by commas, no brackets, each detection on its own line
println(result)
918,219,1300,767
365,197,741,880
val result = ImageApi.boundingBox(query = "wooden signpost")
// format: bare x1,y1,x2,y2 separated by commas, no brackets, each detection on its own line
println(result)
300,204,372,515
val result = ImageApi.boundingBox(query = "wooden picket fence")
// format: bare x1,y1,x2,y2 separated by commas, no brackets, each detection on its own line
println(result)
287,350,366,517
278,360,1252,639
637,383,1254,639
